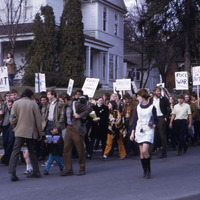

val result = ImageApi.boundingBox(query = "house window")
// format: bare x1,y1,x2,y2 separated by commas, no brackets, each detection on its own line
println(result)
103,7,107,31
24,0,32,20
103,53,106,79
0,8,5,22
136,70,141,81
114,13,118,35
109,54,114,80
115,55,118,79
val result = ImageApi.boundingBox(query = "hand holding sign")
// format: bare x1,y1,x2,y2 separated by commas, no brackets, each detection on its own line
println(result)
0,67,10,92
175,72,188,90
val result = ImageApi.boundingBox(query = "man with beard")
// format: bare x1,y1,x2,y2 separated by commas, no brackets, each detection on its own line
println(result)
150,86,171,158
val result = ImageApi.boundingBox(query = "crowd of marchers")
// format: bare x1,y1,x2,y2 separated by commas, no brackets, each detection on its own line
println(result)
0,86,200,181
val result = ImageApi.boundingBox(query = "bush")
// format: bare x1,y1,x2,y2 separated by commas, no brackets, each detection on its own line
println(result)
22,71,86,88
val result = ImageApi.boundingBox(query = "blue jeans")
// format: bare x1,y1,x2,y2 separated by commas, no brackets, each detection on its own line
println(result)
1,125,15,164
46,121,54,135
45,153,64,171
8,74,14,86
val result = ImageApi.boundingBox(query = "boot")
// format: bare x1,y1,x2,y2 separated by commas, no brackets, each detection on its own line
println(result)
145,157,151,179
141,158,147,178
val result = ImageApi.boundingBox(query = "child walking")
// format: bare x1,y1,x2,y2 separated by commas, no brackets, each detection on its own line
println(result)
44,124,64,176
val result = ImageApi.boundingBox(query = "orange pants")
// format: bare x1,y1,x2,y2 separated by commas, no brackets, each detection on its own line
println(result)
103,134,126,158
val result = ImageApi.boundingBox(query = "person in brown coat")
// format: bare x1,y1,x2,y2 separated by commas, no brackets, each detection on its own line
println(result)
8,89,43,181
121,93,138,156
3,53,15,86
58,93,92,176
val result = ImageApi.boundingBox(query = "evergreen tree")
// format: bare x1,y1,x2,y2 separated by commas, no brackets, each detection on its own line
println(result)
23,6,57,86
59,0,85,81
41,5,57,72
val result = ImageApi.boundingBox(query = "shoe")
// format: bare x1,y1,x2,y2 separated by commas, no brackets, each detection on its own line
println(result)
24,170,32,175
183,145,188,153
119,156,126,160
44,170,49,175
103,155,107,160
60,171,73,176
87,154,92,159
37,156,45,161
10,174,19,181
151,150,158,155
144,170,151,179
41,162,53,167
41,162,47,167
77,170,85,176
177,150,182,156
27,172,41,178
159,153,167,159
59,170,65,176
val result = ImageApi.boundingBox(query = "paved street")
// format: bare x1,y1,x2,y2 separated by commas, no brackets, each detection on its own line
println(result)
0,146,200,200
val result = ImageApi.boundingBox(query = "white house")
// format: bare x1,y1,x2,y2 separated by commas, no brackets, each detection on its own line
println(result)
0,0,127,89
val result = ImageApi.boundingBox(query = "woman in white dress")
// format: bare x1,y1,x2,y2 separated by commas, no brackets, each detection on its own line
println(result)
130,89,158,179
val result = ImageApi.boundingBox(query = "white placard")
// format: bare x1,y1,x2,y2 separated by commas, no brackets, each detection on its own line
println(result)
82,78,99,98
113,82,122,96
156,83,165,88
131,81,138,93
193,66,200,86
157,83,165,96
35,73,46,93
116,79,131,91
113,82,117,93
175,72,188,90
67,79,74,96
0,66,10,92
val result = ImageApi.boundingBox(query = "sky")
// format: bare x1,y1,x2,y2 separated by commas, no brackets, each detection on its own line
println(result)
124,0,135,8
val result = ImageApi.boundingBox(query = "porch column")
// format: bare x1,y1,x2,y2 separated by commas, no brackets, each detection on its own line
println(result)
85,46,91,77
105,51,109,85
0,42,2,66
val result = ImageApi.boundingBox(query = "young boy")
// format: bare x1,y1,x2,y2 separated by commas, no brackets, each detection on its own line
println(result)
44,124,64,175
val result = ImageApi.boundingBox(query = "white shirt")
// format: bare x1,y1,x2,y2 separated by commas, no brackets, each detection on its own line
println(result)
153,97,163,117
48,100,57,121
172,103,191,120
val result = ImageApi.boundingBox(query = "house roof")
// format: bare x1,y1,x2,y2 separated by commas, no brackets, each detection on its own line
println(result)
0,23,34,35
105,0,127,11
84,34,113,48
124,53,149,70
98,0,127,13
0,24,112,48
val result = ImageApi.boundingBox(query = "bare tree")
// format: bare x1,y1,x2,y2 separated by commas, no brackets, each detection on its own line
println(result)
0,0,24,56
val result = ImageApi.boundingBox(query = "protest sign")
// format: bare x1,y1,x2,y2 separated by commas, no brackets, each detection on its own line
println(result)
157,83,165,96
82,78,99,98
116,79,131,91
67,79,74,96
131,81,138,93
192,66,200,86
35,73,46,93
192,66,200,106
113,82,117,93
0,66,10,92
113,82,123,96
175,72,188,90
